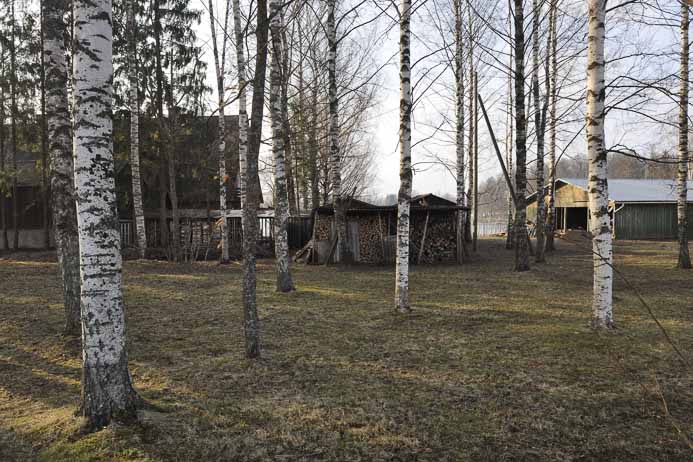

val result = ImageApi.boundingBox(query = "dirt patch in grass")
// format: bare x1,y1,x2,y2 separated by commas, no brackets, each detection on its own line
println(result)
1,239,693,461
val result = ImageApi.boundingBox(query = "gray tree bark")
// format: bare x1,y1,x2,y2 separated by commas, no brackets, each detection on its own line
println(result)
586,0,614,328
43,0,81,336
73,0,139,428
395,0,412,313
545,0,558,252
235,0,261,357
513,0,530,271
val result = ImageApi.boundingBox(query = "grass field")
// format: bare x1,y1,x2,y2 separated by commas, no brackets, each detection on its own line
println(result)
1,238,693,461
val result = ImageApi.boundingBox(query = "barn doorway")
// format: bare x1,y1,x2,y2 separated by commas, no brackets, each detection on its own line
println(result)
565,207,588,230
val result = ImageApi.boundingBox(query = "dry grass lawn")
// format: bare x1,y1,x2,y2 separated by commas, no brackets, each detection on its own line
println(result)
1,238,693,461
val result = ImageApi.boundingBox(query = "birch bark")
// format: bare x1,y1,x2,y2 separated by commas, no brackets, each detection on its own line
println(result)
43,0,81,336
586,0,614,328
327,0,351,263
127,0,147,258
454,0,468,263
73,0,139,427
677,2,691,269
234,0,261,357
269,0,295,292
208,0,231,263
395,0,412,313
532,0,547,263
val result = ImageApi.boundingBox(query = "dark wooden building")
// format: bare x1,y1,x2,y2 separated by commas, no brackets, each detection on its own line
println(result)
527,178,693,240
307,194,466,264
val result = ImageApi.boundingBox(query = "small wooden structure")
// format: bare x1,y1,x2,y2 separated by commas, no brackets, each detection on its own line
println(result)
527,178,693,240
304,194,467,264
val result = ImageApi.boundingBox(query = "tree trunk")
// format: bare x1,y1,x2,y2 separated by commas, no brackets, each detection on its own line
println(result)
39,5,51,250
209,0,231,263
43,0,81,336
454,0,468,263
545,0,558,252
464,4,474,244
533,0,547,263
10,0,18,250
586,0,614,329
128,0,147,258
327,0,351,263
395,0,412,313
309,82,320,208
269,0,295,292
166,55,180,262
472,72,478,252
73,0,138,429
154,0,168,250
513,0,530,271
1,40,8,251
678,2,691,269
505,1,514,251
248,0,268,207
234,0,261,357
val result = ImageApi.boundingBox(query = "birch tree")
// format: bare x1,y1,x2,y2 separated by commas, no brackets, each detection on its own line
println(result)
513,0,530,271
208,0,231,263
586,0,614,329
234,0,261,357
270,0,295,292
532,0,547,263
73,0,139,427
327,0,351,263
127,0,147,258
43,0,80,336
454,0,468,262
395,0,412,313
677,1,691,269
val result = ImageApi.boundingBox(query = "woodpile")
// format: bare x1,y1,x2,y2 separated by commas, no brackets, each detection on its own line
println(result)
409,211,457,263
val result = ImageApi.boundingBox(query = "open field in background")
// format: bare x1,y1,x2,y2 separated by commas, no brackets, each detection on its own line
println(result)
1,238,693,461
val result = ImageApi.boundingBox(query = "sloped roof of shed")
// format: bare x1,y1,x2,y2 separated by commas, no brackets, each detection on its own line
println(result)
552,178,693,203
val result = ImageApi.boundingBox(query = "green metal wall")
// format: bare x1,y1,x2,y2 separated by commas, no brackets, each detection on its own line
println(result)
615,203,693,240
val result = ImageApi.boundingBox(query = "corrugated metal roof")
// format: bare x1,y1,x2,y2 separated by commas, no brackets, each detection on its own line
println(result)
559,178,693,203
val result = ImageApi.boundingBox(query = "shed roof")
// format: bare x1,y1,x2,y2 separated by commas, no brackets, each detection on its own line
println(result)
537,178,693,203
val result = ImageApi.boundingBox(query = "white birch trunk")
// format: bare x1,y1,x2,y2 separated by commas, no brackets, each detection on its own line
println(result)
127,0,146,258
532,0,547,262
208,0,230,263
678,3,691,269
73,0,138,428
269,0,295,292
586,0,614,328
506,0,514,250
395,0,412,313
234,0,260,357
43,0,81,336
454,0,468,263
327,0,350,263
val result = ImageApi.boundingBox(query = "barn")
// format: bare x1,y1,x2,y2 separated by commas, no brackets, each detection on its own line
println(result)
527,178,693,240
303,194,467,264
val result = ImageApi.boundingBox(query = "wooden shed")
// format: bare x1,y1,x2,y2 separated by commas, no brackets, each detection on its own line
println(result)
305,194,467,264
527,178,693,240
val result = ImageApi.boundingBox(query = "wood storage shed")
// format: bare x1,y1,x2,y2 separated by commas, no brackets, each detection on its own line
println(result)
306,194,467,264
527,178,693,240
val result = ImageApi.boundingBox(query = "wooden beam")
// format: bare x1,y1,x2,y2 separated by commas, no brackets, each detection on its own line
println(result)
418,211,430,264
